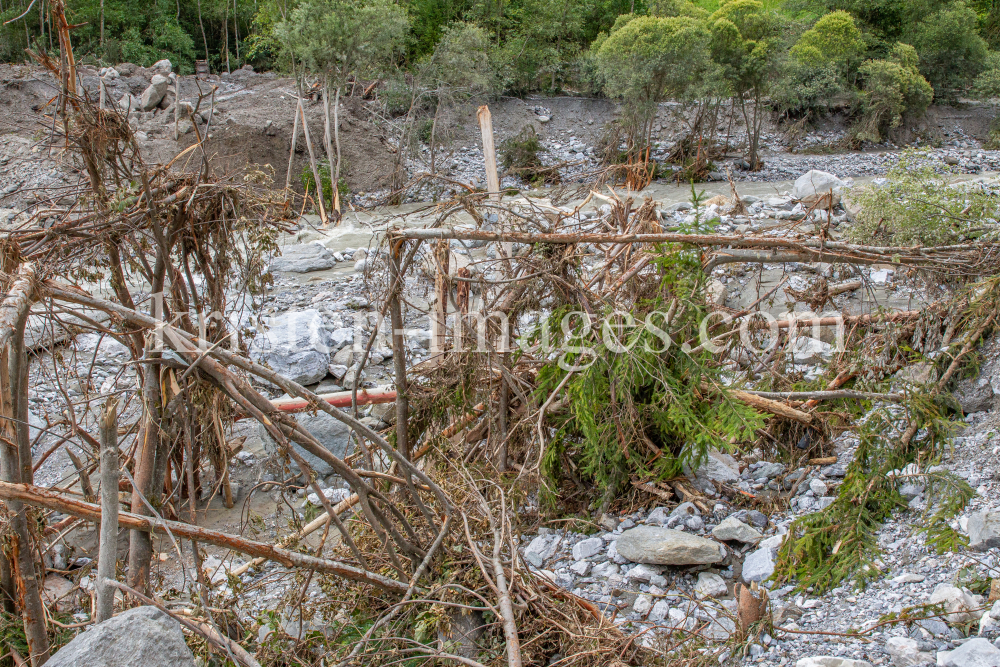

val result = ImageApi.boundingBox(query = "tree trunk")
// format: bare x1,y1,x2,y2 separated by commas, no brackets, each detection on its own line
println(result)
2,287,50,666
321,74,340,220
285,96,300,193
333,85,341,215
99,0,104,52
95,397,119,623
196,0,210,64
296,84,328,225
126,345,162,593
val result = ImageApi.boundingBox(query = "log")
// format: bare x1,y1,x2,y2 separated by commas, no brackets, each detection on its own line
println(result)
728,389,814,425
95,397,119,623
0,481,411,593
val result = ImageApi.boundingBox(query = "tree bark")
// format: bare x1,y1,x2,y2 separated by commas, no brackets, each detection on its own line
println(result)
95,397,119,623
296,87,328,225
389,241,409,461
0,269,50,665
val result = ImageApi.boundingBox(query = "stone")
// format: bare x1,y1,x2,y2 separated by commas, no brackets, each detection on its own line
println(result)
955,377,995,414
792,336,834,364
140,74,170,111
569,560,590,576
332,346,354,367
633,595,652,615
795,658,872,667
695,572,728,599
891,573,926,584
524,534,559,567
747,510,768,528
792,170,848,205
42,575,76,613
45,606,195,667
573,537,604,561
649,600,670,622
742,546,776,583
809,479,829,496
938,637,1000,667
929,584,981,624
249,309,336,386
269,244,337,273
259,410,353,477
969,511,1000,551
685,448,741,485
684,515,704,531
151,58,172,73
670,502,701,520
982,611,999,636
615,526,725,565
646,507,670,525
886,636,934,667
624,563,661,583
712,517,763,543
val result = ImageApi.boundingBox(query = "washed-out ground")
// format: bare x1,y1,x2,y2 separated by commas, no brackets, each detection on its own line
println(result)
8,59,1000,666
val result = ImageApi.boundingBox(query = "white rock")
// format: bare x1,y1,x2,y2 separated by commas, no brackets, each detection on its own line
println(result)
569,560,591,576
792,336,834,364
625,563,661,583
796,658,872,667
695,572,728,599
140,74,170,111
891,573,926,584
152,59,173,73
633,595,652,615
938,637,1000,667
649,600,670,622
929,583,981,624
886,636,934,667
809,479,829,496
572,537,604,561
792,170,847,205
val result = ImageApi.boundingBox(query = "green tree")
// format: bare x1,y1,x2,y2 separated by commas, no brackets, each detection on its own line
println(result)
595,14,712,159
855,43,933,142
419,21,493,172
790,10,863,71
910,0,988,102
708,0,783,169
277,0,408,214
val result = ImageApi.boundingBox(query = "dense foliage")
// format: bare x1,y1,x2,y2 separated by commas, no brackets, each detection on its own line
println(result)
8,0,1000,157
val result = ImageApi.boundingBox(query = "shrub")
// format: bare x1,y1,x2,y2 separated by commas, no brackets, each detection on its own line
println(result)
790,10,864,72
847,153,996,246
910,0,987,103
854,43,933,144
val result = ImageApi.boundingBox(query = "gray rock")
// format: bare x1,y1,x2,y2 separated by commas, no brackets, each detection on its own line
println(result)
249,309,336,385
742,536,784,583
524,534,559,567
646,507,670,525
746,510,768,528
969,511,1000,551
938,637,1000,667
756,462,786,479
615,526,725,565
151,58,173,73
809,479,829,496
695,572,728,599
955,377,995,414
886,636,934,667
685,448,741,485
670,501,701,520
46,606,195,667
712,516,762,543
140,74,169,111
270,244,337,273
259,410,353,477
572,537,604,561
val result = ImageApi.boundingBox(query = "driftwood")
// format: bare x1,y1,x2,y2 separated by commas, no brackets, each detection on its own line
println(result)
95,397,119,623
0,481,411,593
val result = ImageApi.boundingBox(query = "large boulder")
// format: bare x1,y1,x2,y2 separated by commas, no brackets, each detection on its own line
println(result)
249,309,337,386
954,377,996,414
614,526,725,565
269,244,337,273
792,170,848,206
259,410,353,477
140,74,170,111
46,606,195,667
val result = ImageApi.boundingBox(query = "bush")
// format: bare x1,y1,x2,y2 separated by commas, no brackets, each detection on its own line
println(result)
854,43,933,144
847,153,995,246
790,10,864,72
910,0,987,103
500,126,559,184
